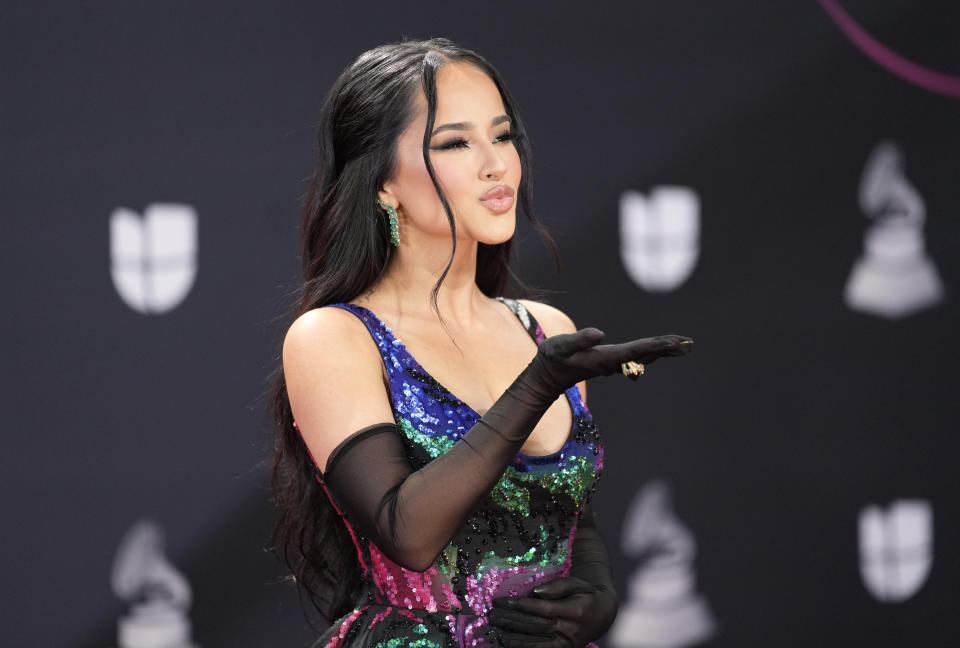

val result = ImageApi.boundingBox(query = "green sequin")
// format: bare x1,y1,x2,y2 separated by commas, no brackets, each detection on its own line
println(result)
398,416,597,515
491,455,598,516
436,542,458,578
474,523,571,576
373,638,441,648
398,418,454,457
516,455,596,508
490,471,531,514
398,414,593,572
373,639,402,648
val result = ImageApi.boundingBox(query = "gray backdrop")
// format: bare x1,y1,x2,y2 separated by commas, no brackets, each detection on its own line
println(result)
3,1,958,646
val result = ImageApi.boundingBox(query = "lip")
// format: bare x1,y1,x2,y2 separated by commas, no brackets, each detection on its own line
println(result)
479,184,515,201
479,185,516,214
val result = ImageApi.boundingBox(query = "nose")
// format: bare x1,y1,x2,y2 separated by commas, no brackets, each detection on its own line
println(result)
480,142,508,180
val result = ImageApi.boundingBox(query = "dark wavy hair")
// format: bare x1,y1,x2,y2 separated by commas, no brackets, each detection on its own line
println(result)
268,36,558,623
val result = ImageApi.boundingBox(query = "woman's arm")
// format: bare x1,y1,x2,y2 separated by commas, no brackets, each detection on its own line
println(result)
284,305,691,572
283,307,396,474
567,503,619,633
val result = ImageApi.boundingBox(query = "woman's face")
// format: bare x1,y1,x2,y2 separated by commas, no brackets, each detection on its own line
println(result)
382,61,522,246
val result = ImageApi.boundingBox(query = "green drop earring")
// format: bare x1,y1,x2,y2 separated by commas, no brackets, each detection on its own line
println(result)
376,199,400,247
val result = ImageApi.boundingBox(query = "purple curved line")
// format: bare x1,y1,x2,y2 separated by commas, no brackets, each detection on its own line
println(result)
818,0,960,98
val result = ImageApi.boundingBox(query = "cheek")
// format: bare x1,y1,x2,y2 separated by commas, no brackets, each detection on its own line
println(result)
430,156,473,189
395,152,464,231
509,149,522,183
396,150,442,208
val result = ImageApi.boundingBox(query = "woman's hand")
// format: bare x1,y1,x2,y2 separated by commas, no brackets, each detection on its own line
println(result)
488,576,617,648
522,329,694,398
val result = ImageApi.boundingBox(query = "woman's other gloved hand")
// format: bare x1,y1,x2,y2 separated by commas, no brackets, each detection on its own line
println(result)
489,503,617,647
488,576,611,647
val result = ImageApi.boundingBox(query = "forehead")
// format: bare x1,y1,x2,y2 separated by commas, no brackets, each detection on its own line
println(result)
410,61,507,124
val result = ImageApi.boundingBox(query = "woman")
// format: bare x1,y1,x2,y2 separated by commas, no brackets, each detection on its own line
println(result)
270,37,693,647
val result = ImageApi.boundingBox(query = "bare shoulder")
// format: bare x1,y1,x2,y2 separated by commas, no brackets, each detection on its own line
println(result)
283,305,377,363
515,299,577,337
282,305,394,472
282,306,387,389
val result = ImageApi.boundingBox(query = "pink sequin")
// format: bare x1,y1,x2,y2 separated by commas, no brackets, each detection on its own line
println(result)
367,542,460,612
318,480,370,575
367,609,391,630
403,565,437,611
323,605,369,648
534,323,546,344
441,582,461,611
369,544,400,604
397,609,421,622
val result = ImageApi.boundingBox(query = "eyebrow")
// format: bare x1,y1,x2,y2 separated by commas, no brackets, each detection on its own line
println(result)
431,114,511,136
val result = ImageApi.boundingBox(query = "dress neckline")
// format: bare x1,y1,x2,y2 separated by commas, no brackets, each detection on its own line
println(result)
341,300,579,460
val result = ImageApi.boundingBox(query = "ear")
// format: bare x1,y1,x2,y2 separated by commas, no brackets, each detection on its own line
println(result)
377,183,398,210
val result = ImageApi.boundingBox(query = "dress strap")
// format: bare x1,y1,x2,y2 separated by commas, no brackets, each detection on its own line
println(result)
325,302,388,342
323,301,399,372
494,297,547,345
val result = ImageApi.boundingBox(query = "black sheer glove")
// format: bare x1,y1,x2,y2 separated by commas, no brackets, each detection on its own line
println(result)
322,330,693,571
488,504,617,647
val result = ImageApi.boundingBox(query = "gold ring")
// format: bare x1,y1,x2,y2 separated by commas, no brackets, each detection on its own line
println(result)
621,361,644,377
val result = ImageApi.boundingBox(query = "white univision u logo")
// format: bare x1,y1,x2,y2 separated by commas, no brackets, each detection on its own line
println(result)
620,187,700,293
110,204,197,314
859,499,933,603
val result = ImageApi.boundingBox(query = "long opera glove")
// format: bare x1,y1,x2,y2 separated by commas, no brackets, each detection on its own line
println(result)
321,331,692,571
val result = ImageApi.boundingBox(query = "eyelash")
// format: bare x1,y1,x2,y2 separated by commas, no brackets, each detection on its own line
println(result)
434,132,520,151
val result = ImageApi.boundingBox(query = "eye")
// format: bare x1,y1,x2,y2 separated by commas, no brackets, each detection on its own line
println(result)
431,131,520,151
434,137,470,151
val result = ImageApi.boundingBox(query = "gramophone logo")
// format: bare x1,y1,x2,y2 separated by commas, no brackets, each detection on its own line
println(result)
620,186,700,293
859,499,933,603
844,142,943,319
609,481,715,648
111,519,197,648
110,204,197,314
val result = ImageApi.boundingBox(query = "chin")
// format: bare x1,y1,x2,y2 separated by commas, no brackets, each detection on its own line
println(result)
477,223,517,246
474,209,517,244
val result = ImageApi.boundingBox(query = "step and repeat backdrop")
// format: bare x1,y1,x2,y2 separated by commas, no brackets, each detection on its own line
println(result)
3,1,958,646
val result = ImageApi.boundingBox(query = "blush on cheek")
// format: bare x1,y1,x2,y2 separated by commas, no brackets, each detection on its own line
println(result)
424,161,472,212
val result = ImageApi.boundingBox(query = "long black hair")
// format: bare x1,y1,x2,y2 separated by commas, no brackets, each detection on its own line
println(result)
269,36,558,623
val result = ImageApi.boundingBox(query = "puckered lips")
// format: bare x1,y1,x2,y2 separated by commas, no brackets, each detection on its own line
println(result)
479,185,515,213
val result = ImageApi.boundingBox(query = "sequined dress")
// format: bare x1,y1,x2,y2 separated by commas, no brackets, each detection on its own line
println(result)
310,297,604,648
